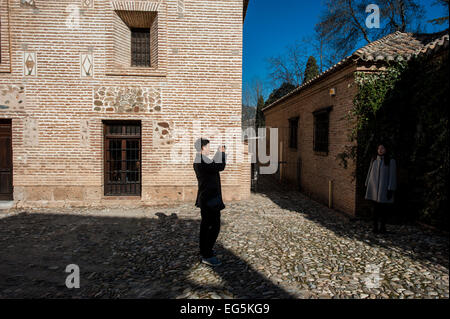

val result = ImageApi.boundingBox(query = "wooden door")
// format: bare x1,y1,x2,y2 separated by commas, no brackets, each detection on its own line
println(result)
0,120,13,200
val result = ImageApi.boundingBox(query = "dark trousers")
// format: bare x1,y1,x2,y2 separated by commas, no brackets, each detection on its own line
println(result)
373,202,389,232
199,207,221,258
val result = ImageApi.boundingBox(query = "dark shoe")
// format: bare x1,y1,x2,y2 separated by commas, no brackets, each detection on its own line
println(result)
200,250,216,257
201,256,222,267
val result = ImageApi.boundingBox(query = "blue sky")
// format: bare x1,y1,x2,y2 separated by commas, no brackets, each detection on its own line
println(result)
243,0,449,100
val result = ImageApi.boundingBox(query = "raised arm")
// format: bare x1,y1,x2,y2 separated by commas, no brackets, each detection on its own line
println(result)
201,151,225,173
212,150,226,172
194,151,226,175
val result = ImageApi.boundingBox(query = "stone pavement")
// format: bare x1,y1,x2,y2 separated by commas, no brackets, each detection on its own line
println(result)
0,183,448,299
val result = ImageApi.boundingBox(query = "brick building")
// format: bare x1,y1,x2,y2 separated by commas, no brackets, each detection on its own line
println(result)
262,31,449,216
0,0,251,208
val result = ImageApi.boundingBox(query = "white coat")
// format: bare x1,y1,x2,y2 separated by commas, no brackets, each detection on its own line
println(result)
365,156,397,204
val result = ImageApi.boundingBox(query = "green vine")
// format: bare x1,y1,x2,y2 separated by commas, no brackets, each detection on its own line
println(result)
338,56,449,229
338,62,407,169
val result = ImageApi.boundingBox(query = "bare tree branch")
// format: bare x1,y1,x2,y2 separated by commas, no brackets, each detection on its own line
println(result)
348,0,371,43
316,0,427,62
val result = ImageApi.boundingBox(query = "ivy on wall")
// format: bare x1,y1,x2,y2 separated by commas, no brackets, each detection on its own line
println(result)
338,54,449,230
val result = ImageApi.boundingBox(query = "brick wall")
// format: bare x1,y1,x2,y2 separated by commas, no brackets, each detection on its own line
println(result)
0,0,250,208
263,64,358,215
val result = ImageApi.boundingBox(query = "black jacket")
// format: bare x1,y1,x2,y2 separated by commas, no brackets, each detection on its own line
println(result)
193,151,226,210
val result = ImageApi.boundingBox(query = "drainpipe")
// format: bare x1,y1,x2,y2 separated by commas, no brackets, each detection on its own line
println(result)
328,180,333,208
279,141,283,182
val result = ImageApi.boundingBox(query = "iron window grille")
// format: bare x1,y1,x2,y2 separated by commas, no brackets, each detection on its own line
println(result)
313,107,332,154
131,28,151,67
289,117,299,149
104,121,142,196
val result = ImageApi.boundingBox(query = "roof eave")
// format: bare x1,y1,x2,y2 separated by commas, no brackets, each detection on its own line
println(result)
261,30,449,113
261,57,356,113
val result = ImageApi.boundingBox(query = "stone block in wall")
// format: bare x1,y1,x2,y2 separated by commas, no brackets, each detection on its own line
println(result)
183,186,197,201
26,186,52,201
54,187,84,201
20,0,36,8
14,186,26,202
92,86,161,113
143,186,184,203
80,119,90,147
84,186,102,200
222,186,243,201
153,120,174,147
0,85,26,111
23,117,39,147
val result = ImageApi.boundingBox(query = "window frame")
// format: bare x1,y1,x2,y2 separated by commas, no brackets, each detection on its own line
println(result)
288,116,299,150
130,27,151,67
106,1,167,77
0,119,13,200
313,106,332,155
103,120,142,197
0,0,13,73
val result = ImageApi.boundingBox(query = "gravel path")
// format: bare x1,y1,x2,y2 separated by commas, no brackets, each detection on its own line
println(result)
0,184,448,299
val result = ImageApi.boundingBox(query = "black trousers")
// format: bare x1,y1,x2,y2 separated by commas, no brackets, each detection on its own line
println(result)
199,207,221,258
373,202,389,232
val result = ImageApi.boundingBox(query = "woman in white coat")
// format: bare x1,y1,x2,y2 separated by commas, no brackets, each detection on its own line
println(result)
365,143,397,233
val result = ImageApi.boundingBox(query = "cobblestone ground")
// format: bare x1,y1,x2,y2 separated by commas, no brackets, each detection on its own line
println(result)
0,181,448,299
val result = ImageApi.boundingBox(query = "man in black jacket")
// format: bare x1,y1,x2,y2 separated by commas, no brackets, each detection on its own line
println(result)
193,138,226,267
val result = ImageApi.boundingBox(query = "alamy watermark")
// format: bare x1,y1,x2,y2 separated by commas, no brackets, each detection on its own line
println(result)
166,122,279,175
363,263,383,289
65,4,81,29
366,4,380,29
65,264,80,289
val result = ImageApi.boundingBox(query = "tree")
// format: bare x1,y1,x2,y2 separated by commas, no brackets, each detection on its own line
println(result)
243,78,266,129
428,0,449,25
264,82,297,107
310,25,342,72
242,104,256,129
303,56,320,84
267,31,338,88
316,0,425,63
255,94,266,130
267,42,308,87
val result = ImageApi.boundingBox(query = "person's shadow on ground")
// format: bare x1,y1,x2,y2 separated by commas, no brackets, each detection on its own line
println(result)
0,211,294,299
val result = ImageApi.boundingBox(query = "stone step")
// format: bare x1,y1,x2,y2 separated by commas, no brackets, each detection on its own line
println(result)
0,201,14,214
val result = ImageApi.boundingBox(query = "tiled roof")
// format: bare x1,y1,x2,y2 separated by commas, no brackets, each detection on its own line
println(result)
262,30,449,112
416,31,449,57
354,30,449,62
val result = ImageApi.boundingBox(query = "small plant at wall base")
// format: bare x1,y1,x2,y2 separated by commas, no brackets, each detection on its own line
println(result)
338,55,449,230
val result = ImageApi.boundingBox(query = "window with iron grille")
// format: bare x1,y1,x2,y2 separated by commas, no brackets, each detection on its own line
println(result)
289,117,299,149
131,28,151,67
104,121,141,196
313,108,332,154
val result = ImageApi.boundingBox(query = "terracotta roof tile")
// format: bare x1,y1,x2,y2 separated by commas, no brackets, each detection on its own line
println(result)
354,30,449,62
262,30,449,112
